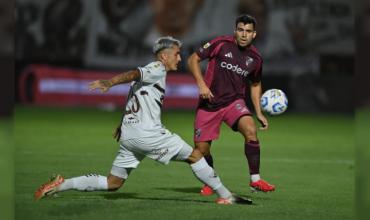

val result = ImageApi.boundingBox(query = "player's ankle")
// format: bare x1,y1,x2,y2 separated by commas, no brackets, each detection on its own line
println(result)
250,174,261,182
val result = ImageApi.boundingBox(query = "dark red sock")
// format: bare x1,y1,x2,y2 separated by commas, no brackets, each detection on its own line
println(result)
244,140,260,174
204,154,214,168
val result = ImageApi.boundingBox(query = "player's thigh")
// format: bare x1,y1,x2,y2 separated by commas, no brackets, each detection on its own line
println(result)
223,99,252,131
194,108,223,142
127,131,193,164
111,143,144,179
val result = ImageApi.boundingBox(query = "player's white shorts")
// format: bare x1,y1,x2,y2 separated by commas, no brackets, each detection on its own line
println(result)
110,129,193,179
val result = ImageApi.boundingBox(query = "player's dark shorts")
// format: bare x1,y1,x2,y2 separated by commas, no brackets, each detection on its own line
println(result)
194,99,251,142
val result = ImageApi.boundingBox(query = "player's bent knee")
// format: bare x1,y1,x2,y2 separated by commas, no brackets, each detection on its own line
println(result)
238,116,257,137
246,129,257,140
194,141,211,155
192,148,203,158
239,124,257,141
186,149,203,164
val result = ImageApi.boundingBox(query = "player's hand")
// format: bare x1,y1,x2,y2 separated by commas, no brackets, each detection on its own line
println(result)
199,85,214,100
256,113,269,130
89,80,112,93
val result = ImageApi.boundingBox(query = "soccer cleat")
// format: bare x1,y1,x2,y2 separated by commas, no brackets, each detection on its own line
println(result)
34,174,64,200
249,179,275,192
216,195,253,205
200,185,214,196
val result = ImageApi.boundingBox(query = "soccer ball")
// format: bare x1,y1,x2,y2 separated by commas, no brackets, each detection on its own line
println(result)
260,89,288,116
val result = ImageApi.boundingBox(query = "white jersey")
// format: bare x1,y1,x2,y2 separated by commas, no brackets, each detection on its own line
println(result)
120,61,167,140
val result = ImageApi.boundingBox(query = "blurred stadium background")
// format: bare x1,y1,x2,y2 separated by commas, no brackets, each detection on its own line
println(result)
14,0,354,112
2,0,369,220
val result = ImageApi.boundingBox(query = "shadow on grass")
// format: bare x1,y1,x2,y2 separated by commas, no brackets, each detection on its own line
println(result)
154,186,261,202
154,186,200,194
102,190,257,206
102,192,211,204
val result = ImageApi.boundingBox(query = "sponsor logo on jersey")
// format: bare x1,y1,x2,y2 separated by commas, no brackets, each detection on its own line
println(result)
123,116,140,125
220,61,249,77
152,148,169,161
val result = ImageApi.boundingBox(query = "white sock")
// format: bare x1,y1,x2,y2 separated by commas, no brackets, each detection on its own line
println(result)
58,174,108,192
251,174,261,182
191,157,232,198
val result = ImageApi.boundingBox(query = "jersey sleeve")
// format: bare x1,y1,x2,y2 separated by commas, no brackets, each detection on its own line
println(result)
195,38,224,60
137,62,166,84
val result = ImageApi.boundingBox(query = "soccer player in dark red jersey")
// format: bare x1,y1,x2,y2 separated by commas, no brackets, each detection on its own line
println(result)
187,14,275,195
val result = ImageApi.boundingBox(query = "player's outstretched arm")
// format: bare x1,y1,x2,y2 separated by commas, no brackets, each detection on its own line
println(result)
250,82,269,130
88,70,141,93
187,53,214,99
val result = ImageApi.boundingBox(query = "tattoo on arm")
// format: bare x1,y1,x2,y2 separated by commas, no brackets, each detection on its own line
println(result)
110,70,141,86
100,80,112,87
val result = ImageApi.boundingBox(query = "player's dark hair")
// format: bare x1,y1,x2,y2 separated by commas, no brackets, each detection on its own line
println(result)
235,14,257,29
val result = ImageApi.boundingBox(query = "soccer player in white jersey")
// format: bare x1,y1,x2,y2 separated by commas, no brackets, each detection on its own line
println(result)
34,36,251,205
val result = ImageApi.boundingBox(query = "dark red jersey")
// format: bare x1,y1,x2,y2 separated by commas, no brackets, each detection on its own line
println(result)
196,35,263,111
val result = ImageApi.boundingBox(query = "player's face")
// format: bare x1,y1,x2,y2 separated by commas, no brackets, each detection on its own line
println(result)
164,45,181,71
234,22,256,47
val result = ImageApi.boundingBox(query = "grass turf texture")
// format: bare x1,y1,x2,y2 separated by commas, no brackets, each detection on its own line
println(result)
14,106,354,220
356,108,370,220
0,119,14,220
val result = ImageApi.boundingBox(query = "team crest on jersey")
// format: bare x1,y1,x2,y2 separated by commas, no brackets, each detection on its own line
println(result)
246,56,254,66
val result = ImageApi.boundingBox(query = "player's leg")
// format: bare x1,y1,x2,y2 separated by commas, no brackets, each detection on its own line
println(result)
194,107,223,168
236,115,260,176
175,142,252,205
194,141,215,196
223,99,275,192
193,108,223,195
185,148,232,199
34,144,142,200
140,131,232,200
34,173,115,200
236,115,275,192
58,152,138,193
195,141,213,167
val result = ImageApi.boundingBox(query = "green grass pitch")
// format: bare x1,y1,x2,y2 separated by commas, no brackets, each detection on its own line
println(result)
0,118,14,220
14,106,354,220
